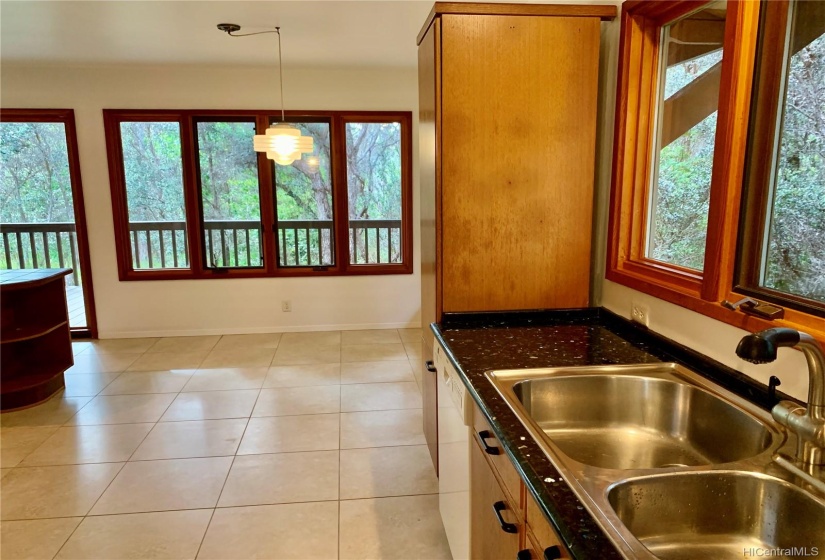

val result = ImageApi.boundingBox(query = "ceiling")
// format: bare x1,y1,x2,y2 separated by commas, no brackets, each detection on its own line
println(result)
0,1,436,68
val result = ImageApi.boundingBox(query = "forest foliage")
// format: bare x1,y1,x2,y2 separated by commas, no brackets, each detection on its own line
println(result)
648,27,823,303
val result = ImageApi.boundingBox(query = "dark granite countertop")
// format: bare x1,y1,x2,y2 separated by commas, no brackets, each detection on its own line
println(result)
432,307,787,560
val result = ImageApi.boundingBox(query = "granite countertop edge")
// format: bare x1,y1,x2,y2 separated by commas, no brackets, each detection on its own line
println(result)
430,307,791,560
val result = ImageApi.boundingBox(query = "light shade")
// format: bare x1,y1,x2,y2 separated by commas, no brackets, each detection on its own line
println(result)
254,123,314,165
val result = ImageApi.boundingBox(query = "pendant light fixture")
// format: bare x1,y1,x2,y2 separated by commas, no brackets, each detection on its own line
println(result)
218,23,314,165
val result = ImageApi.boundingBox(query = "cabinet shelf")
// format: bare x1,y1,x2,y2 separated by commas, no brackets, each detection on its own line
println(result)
1,268,73,410
1,320,68,344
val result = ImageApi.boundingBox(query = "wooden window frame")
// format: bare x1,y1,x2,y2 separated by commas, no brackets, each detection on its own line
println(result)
606,0,825,341
1,108,98,338
734,0,825,320
104,109,413,281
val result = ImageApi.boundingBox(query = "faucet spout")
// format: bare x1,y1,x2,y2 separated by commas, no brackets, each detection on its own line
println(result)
736,328,825,466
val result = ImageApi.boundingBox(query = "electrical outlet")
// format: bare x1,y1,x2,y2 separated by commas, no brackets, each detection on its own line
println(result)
281,300,292,312
631,301,650,327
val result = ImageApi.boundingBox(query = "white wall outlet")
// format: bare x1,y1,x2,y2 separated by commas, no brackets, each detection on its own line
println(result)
281,300,292,312
631,301,650,327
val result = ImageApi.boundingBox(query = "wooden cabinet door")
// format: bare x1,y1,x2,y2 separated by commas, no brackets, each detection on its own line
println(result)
440,14,599,312
470,436,521,560
526,491,568,558
422,340,438,474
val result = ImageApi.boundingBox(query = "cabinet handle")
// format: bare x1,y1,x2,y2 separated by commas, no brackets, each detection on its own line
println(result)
544,546,562,560
478,430,500,455
425,360,437,373
492,500,518,534
517,550,533,560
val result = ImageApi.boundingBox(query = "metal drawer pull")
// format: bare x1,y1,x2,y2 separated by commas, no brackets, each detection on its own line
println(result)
517,550,532,560
425,360,437,373
492,500,518,533
544,545,562,560
478,430,500,455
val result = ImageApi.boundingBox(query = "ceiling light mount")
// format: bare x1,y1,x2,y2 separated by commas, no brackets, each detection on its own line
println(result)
216,23,242,34
217,23,314,165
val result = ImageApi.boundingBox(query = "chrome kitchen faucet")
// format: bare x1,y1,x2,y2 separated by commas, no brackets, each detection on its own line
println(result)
737,328,825,467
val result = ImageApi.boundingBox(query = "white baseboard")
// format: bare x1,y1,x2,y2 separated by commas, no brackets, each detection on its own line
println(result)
98,321,421,339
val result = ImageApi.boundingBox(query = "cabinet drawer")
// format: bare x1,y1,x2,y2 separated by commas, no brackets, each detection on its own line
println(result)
471,435,521,560
473,405,522,509
526,491,568,558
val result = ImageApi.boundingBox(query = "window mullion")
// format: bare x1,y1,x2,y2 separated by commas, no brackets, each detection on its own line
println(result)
180,115,205,276
331,115,351,272
257,115,279,276
699,0,761,302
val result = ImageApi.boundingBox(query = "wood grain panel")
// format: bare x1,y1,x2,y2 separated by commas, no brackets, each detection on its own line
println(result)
440,15,599,312
422,339,438,474
473,404,523,509
417,2,617,44
470,436,521,560
419,20,440,341
526,489,568,557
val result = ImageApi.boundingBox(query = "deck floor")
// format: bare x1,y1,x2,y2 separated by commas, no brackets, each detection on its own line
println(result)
65,284,87,329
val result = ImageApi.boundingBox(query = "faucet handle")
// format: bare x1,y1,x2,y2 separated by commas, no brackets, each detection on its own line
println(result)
768,375,782,402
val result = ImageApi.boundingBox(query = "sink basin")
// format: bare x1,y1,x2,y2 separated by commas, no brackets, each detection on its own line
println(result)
608,471,825,560
513,375,773,469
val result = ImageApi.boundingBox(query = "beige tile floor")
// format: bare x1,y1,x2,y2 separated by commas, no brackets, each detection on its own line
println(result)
0,329,452,560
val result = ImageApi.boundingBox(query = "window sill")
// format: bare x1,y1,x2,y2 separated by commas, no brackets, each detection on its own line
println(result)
606,269,825,346
117,265,413,281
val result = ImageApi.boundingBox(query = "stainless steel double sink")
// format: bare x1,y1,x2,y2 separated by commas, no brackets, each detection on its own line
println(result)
486,364,825,559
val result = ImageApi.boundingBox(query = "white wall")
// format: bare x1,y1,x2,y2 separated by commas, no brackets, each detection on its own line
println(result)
598,282,810,402
1,64,421,338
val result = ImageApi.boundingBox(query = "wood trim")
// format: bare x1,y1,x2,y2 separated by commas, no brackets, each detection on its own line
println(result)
434,17,444,324
417,1,617,45
701,0,761,302
736,1,790,290
331,114,350,273
103,109,414,280
180,116,205,276
1,108,99,337
257,115,278,276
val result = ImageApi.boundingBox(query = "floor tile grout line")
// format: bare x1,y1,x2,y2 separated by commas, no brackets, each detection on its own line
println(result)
2,496,440,524
46,459,130,558
6,442,431,470
1,506,220,524
49,511,86,559
195,383,255,559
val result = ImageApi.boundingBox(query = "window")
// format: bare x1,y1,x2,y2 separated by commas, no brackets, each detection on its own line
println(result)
646,2,725,270
737,0,825,314
119,119,189,270
608,0,824,340
104,110,412,280
272,119,334,267
195,119,263,269
345,120,404,265
0,109,97,336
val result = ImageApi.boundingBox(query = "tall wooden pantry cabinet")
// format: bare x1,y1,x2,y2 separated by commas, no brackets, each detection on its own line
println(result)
417,3,615,470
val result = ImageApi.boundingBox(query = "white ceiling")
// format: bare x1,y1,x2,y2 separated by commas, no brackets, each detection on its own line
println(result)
0,1,435,68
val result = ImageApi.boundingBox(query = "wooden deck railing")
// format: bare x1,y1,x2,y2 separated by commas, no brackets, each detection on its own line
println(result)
1,219,402,274
0,222,81,285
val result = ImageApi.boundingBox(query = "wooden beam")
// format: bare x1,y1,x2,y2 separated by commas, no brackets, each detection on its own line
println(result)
661,61,722,147
792,0,825,54
667,19,725,66
661,0,823,148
